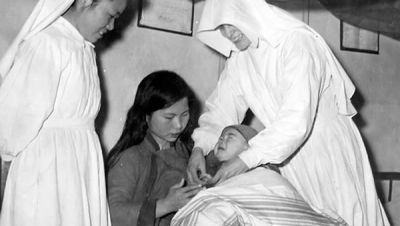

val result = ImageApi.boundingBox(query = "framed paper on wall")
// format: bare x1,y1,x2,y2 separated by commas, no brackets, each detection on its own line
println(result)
340,20,379,54
138,0,194,36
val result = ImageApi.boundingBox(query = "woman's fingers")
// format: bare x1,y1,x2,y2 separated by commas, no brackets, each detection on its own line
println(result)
207,170,222,185
187,167,202,185
199,173,212,183
186,170,195,185
179,185,203,200
187,148,206,185
179,184,202,193
184,187,203,198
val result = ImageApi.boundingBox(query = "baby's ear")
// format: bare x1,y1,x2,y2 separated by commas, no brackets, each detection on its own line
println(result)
75,0,94,8
242,143,250,151
82,0,94,7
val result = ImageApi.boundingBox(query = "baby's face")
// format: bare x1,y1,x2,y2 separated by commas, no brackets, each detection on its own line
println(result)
214,128,249,162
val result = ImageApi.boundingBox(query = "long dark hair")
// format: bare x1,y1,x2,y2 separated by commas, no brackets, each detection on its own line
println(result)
107,70,198,169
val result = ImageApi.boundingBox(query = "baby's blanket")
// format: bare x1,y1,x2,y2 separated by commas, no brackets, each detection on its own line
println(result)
172,168,347,226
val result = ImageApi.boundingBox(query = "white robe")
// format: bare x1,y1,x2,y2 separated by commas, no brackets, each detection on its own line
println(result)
192,0,389,225
0,17,110,226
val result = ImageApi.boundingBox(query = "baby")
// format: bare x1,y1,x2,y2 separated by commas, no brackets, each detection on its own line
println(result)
203,124,279,185
213,124,258,162
173,125,347,225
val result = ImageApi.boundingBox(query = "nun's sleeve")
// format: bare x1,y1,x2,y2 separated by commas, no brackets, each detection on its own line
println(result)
192,60,248,155
239,33,326,168
0,34,63,161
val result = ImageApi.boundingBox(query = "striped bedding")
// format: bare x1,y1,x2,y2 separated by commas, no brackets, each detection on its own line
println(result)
171,174,347,226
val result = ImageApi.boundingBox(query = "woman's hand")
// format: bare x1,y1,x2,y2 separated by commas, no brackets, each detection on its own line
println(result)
186,147,207,185
156,179,203,217
207,157,249,186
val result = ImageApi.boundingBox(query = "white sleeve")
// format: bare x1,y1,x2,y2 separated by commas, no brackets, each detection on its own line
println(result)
239,39,325,168
0,35,62,161
192,61,248,155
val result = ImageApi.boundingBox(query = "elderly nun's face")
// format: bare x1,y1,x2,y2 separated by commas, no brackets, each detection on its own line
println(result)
75,0,127,43
219,24,252,51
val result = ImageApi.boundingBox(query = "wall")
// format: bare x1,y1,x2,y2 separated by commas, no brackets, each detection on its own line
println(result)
95,0,221,151
0,0,37,56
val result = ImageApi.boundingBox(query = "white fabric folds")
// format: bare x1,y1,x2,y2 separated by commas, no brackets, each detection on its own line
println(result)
0,1,111,225
192,0,389,225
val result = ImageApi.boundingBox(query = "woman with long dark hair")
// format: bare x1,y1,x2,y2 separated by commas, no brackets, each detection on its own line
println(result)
107,70,202,226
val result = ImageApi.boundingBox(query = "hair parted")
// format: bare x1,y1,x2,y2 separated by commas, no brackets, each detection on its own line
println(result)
107,70,198,169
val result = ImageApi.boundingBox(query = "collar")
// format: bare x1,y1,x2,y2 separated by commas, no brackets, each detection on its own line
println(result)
144,132,161,152
58,16,95,48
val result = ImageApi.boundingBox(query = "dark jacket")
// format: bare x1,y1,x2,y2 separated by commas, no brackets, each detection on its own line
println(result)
107,133,190,226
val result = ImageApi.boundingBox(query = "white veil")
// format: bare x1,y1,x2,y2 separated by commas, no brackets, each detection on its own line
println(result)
197,0,356,116
0,0,74,84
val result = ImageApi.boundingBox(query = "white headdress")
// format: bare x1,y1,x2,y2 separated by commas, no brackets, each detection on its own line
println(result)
0,0,74,84
197,0,306,57
197,0,356,116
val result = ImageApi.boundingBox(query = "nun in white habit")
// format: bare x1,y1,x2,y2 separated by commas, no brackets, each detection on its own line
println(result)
187,0,389,225
0,0,126,225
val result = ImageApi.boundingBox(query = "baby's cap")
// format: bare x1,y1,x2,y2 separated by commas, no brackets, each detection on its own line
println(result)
222,124,258,142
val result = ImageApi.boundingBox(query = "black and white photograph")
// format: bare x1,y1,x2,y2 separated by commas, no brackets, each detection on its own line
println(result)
0,0,399,225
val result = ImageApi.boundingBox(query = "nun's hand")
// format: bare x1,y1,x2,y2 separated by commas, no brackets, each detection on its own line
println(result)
207,157,248,186
186,147,207,185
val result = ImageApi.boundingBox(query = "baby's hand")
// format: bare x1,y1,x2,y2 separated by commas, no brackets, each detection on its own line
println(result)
199,173,217,188
185,173,212,187
199,173,212,183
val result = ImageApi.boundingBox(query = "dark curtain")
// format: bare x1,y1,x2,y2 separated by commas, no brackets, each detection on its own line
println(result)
318,0,400,40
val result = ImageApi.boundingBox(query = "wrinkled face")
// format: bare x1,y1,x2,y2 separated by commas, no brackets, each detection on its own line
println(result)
214,128,249,162
219,24,252,51
147,97,190,148
76,0,127,43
